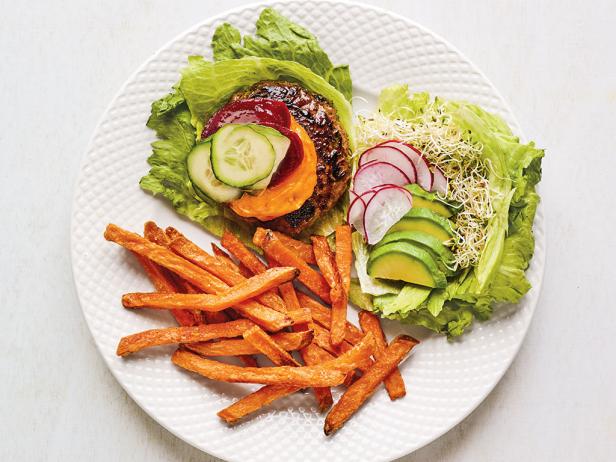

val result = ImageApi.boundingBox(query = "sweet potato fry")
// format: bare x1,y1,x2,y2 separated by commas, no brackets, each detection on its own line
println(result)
116,319,254,356
258,231,331,303
132,253,200,327
218,384,298,424
222,229,269,275
139,222,201,326
142,223,257,366
122,267,298,312
253,227,316,264
104,224,291,331
298,342,336,409
324,335,419,435
211,243,253,278
287,308,312,326
270,260,333,409
334,225,352,293
358,311,406,400
144,221,171,247
297,293,364,345
243,325,301,367
310,323,372,373
172,350,346,387
215,333,375,423
186,331,313,357
311,235,347,346
167,228,287,313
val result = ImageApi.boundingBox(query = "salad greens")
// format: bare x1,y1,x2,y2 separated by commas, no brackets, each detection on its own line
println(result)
350,85,543,338
211,8,352,101
140,9,352,242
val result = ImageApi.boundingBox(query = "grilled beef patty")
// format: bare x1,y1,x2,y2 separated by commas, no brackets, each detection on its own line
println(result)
230,81,351,235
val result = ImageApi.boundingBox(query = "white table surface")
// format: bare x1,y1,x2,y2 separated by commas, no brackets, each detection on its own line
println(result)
1,0,615,460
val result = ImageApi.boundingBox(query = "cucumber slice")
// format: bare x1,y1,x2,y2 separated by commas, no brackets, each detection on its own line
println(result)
211,124,276,188
186,142,242,203
245,125,291,191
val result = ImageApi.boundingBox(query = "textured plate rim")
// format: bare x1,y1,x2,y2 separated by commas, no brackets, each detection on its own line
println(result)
70,1,546,460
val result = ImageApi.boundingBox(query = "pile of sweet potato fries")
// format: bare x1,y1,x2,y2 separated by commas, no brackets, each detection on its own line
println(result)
104,222,419,435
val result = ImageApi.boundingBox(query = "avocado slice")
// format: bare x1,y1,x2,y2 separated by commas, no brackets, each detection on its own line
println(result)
368,242,447,288
404,184,458,218
388,208,455,243
375,230,455,275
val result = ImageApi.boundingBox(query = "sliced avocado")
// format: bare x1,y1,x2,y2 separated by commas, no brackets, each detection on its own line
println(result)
368,242,447,288
375,230,455,275
388,208,455,244
404,184,459,217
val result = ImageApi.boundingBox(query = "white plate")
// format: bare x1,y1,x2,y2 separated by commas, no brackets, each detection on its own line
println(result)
71,1,545,461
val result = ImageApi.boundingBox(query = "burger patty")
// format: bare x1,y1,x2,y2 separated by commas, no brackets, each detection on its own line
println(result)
230,81,351,235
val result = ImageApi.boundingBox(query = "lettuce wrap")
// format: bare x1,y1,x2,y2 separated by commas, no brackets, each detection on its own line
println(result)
140,9,353,243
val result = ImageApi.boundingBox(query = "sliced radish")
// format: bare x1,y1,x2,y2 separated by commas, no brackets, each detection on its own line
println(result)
347,194,368,235
359,146,417,184
363,186,413,244
379,140,433,191
431,166,448,195
369,183,413,203
352,161,410,195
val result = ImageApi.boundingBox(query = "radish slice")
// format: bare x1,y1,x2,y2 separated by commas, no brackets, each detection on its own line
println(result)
363,186,413,244
352,161,410,195
431,166,448,195
379,140,433,191
359,146,417,183
347,194,367,235
369,183,413,203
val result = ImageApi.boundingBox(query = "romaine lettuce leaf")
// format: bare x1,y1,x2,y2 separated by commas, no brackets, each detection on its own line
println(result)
211,8,352,101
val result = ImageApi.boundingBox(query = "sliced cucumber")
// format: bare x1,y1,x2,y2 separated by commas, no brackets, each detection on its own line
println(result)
211,124,276,188
245,125,291,191
186,142,242,203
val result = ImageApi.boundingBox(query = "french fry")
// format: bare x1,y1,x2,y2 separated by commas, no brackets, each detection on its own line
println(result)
186,331,313,357
297,293,364,345
287,308,312,326
310,323,372,373
216,307,258,367
139,222,201,326
358,311,406,400
324,335,419,435
211,243,253,278
122,267,298,312
222,229,268,275
253,227,316,264
269,257,333,409
144,221,171,247
258,230,331,303
334,225,353,293
116,319,254,356
104,224,292,332
311,236,346,346
172,351,346,387
217,384,298,424
299,342,336,409
243,325,301,367
216,333,376,423
167,228,287,313
132,253,200,327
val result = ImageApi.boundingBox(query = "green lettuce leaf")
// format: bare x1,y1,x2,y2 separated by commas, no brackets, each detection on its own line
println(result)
358,86,543,338
140,9,354,242
179,55,353,147
211,8,352,101
139,89,257,242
